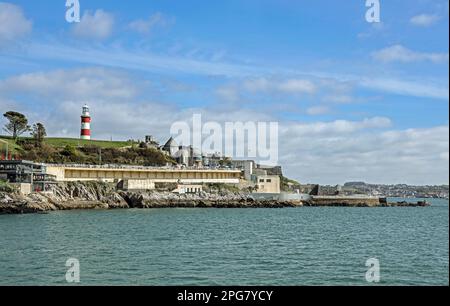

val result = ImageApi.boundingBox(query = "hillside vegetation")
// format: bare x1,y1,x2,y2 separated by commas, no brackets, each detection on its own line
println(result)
0,135,175,166
0,136,22,154
280,176,301,192
44,137,134,149
1,136,133,151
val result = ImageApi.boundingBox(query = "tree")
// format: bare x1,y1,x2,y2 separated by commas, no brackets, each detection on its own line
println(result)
62,144,76,155
31,123,47,146
3,111,30,140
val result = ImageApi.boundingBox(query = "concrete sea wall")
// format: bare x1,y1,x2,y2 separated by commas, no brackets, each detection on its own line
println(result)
307,196,382,207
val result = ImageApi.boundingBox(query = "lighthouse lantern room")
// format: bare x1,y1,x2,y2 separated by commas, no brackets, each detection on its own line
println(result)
80,104,91,140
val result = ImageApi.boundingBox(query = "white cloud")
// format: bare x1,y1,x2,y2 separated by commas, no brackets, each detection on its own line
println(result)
128,12,174,34
410,14,440,27
360,77,449,100
322,95,355,104
243,78,316,94
73,10,114,40
278,79,317,94
357,22,386,39
243,78,271,92
13,41,449,100
283,117,392,136
306,106,331,115
0,97,18,112
216,86,240,102
280,124,449,185
0,68,169,140
0,67,138,100
372,45,449,64
0,2,32,44
0,67,448,184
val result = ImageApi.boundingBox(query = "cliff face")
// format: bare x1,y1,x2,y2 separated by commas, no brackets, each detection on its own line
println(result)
0,182,128,214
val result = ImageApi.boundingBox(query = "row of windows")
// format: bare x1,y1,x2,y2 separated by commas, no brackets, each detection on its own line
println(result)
259,179,272,183
0,164,17,170
183,187,202,193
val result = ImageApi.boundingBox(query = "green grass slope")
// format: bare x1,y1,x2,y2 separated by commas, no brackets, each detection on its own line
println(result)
44,137,134,148
0,135,175,167
1,135,134,153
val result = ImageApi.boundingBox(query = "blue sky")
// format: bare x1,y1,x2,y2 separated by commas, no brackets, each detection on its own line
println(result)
0,0,448,184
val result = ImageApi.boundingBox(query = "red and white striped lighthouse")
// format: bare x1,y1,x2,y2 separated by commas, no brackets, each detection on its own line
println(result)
80,104,91,140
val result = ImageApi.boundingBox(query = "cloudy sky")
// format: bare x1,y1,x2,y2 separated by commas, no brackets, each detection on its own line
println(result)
0,0,448,185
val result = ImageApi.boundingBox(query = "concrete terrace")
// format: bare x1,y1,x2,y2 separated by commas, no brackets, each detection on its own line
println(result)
45,164,242,184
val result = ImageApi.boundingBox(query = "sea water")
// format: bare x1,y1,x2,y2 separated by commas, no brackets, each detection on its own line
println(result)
0,198,448,285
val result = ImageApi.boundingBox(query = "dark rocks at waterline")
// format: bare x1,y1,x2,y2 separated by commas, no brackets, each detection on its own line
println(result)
0,183,301,214
120,192,299,209
0,198,299,214
304,196,431,207
386,200,431,207
302,200,430,207
0,182,431,215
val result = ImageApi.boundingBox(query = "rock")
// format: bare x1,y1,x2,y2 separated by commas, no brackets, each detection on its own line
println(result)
0,181,429,215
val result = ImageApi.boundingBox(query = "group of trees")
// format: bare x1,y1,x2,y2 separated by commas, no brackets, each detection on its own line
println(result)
3,111,47,146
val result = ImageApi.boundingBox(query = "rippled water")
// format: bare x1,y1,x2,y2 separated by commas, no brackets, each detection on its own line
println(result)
0,198,448,285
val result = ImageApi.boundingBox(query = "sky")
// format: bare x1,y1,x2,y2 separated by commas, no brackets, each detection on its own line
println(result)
0,0,448,185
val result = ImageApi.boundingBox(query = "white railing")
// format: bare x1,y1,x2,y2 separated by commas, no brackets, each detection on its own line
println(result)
44,163,241,171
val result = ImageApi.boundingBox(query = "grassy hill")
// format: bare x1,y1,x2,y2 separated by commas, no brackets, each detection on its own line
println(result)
44,137,134,149
0,135,174,166
0,136,134,154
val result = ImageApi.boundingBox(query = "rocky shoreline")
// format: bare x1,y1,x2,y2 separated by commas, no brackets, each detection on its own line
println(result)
0,182,430,215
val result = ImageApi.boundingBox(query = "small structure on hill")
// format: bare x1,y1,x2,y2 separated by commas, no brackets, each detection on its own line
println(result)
80,104,91,140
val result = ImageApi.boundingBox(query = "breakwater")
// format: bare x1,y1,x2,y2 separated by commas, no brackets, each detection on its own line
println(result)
304,196,429,207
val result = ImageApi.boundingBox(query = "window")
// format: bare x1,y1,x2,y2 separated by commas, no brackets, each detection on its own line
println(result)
259,179,264,183
266,179,272,183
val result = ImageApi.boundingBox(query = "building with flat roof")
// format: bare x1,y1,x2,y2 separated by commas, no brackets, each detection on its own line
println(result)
0,160,56,193
230,160,254,181
0,160,44,183
173,184,203,194
45,164,241,185
253,174,281,194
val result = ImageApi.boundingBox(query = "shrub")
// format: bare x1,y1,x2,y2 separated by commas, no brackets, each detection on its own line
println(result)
0,180,16,193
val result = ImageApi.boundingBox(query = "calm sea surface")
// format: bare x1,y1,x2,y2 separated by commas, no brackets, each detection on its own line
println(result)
0,198,448,285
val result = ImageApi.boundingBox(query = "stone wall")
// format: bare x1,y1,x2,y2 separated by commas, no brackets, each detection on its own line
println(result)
307,196,381,207
11,183,32,195
119,179,155,191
